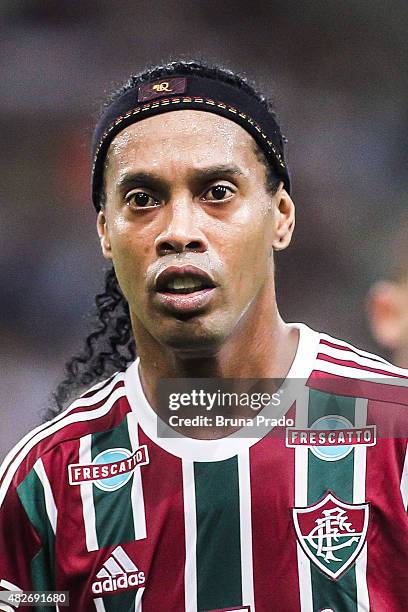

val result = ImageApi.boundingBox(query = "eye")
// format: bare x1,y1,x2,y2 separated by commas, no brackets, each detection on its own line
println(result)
202,184,235,202
125,190,160,209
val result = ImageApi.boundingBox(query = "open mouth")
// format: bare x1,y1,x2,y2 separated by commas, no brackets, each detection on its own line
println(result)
159,277,214,294
154,265,218,315
155,266,216,294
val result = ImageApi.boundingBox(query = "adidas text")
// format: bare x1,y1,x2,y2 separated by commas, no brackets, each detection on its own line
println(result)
92,571,145,594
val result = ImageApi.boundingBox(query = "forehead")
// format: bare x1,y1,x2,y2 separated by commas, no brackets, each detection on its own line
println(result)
105,109,259,175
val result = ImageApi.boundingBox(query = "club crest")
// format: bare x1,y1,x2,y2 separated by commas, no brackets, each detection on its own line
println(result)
293,491,369,580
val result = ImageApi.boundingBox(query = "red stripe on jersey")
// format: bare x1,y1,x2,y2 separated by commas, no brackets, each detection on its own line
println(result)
250,405,300,609
319,338,388,365
125,426,186,611
0,480,41,591
365,400,408,608
309,371,408,407
1,388,129,494
316,353,408,379
0,378,125,490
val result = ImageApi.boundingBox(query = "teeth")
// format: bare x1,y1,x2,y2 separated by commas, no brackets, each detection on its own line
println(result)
167,276,204,290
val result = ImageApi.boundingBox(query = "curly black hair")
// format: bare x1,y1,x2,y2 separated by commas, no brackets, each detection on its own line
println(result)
49,59,285,419
47,267,135,419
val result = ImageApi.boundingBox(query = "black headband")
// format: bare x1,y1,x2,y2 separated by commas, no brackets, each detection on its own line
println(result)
91,74,291,211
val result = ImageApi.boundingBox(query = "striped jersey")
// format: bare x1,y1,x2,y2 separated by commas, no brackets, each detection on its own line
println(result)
1,323,408,612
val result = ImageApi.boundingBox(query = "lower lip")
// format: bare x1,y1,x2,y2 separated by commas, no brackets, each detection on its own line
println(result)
155,287,217,315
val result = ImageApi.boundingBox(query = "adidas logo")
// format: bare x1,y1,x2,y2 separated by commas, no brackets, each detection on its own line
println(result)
92,546,145,595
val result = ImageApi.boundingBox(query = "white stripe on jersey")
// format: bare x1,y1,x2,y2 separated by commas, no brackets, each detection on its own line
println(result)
238,450,255,611
318,343,408,378
127,412,147,541
400,444,408,511
182,460,198,612
111,546,138,572
353,398,370,612
0,579,22,612
33,458,58,534
319,333,391,365
0,385,127,508
135,586,145,611
353,400,368,503
93,598,106,611
0,579,22,591
295,386,313,612
104,557,123,576
0,373,125,485
355,543,370,612
314,359,408,387
79,435,99,552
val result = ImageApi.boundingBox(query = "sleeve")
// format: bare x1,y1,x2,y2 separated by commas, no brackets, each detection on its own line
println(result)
0,459,55,612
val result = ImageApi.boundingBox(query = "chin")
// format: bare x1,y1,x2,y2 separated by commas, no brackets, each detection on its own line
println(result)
155,321,228,355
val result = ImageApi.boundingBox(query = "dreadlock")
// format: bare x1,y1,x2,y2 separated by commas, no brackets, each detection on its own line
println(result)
48,267,135,418
49,60,284,418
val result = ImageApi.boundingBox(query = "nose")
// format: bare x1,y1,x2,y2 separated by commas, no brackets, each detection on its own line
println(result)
154,195,208,256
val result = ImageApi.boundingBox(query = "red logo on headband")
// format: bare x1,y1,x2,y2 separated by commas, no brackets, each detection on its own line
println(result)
138,77,187,102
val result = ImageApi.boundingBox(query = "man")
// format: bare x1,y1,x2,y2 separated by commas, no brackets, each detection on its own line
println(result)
0,61,407,612
367,213,408,368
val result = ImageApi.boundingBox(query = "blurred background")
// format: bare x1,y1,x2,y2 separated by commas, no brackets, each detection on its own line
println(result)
1,0,407,461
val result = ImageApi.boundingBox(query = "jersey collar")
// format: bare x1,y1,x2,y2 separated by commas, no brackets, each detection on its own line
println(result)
125,323,320,461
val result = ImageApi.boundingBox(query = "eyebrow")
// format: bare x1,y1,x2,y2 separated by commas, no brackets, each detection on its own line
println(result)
116,172,167,193
190,164,245,180
115,165,246,192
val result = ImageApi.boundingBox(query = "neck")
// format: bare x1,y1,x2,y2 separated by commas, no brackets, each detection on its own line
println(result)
393,346,408,369
129,280,299,438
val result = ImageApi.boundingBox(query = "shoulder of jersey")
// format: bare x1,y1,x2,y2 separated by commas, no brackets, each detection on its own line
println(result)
0,370,129,504
310,330,408,404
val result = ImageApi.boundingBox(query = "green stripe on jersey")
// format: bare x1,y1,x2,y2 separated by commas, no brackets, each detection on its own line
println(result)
91,416,135,549
91,416,136,612
17,469,55,609
194,457,242,611
307,390,357,612
102,591,136,612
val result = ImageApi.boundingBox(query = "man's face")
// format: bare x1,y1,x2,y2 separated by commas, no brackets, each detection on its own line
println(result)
368,275,408,368
98,110,294,352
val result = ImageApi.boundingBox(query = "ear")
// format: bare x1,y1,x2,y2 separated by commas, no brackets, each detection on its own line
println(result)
96,210,112,260
271,185,296,251
366,281,402,349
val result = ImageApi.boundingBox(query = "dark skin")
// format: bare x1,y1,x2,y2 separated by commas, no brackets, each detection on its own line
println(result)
368,275,408,367
97,110,297,438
